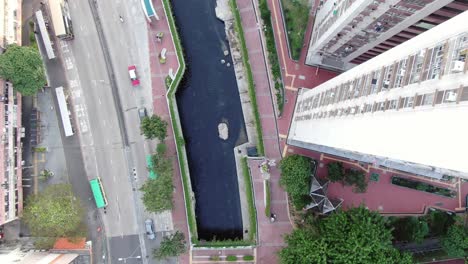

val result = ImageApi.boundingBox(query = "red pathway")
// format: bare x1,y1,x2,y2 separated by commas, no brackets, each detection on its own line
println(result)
236,0,294,262
148,1,189,263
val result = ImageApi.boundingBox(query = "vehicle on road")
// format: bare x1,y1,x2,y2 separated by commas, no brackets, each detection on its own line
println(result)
90,177,108,209
128,65,140,86
138,107,147,121
145,219,156,240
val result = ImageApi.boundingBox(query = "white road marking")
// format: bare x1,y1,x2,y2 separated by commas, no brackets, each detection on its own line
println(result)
98,98,101,105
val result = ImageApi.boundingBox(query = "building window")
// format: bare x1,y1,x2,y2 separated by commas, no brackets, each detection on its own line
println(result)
403,97,414,108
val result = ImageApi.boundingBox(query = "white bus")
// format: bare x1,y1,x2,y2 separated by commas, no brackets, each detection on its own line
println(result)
49,0,74,40
55,87,74,137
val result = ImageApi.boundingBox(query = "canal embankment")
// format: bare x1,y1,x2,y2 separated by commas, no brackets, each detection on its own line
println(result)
171,0,247,241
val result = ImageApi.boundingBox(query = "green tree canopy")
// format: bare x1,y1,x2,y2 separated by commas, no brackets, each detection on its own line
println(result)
279,155,312,209
344,169,368,193
22,184,85,238
140,171,173,213
152,231,187,259
389,216,429,243
279,207,413,264
0,44,46,95
327,162,344,182
140,115,168,140
441,220,468,258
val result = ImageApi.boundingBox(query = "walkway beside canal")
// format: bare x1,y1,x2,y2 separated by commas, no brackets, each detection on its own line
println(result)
235,0,293,262
148,0,190,263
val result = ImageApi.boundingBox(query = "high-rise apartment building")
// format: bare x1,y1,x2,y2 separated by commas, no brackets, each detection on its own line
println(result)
306,0,468,70
289,11,468,179
0,0,22,50
0,0,22,226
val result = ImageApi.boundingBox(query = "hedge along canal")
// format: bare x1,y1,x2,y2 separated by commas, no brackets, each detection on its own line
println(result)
171,0,247,240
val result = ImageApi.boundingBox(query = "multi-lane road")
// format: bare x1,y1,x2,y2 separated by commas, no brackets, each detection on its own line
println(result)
48,0,172,263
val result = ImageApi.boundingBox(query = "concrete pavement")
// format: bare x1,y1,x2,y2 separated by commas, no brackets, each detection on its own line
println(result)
32,2,106,261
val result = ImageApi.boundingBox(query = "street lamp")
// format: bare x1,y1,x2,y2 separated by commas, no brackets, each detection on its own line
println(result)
118,256,141,263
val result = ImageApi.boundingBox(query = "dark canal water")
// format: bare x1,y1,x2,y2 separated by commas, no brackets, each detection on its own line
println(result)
172,0,247,240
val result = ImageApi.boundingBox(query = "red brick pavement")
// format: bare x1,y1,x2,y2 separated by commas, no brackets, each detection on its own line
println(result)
288,146,468,215
237,0,295,262
264,0,338,143
148,1,189,263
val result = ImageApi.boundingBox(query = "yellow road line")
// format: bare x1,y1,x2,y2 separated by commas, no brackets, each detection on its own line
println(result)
282,145,289,157
285,86,298,91
271,0,295,81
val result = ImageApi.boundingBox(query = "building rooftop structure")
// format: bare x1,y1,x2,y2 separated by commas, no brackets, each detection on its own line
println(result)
0,238,91,264
0,0,23,227
0,0,22,50
306,0,468,71
289,10,468,179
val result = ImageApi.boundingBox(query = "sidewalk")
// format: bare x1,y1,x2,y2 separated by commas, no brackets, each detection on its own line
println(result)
265,0,337,153
148,0,189,263
236,0,293,262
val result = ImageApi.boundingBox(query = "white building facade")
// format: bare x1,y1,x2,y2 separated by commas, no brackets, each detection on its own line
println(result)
290,11,468,179
306,0,468,70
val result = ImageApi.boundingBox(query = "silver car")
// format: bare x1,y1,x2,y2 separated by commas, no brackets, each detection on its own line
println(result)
145,219,155,240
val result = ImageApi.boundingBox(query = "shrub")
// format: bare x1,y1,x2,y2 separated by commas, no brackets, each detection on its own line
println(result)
327,162,344,182
279,155,313,209
226,255,238,261
391,176,455,198
243,255,254,261
209,255,220,261
344,169,367,193
265,180,271,217
156,142,167,155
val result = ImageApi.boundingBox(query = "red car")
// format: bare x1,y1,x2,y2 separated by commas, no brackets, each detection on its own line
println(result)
128,65,140,86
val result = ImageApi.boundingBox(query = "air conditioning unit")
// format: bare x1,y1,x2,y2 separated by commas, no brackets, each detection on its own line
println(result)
445,91,457,102
451,60,464,73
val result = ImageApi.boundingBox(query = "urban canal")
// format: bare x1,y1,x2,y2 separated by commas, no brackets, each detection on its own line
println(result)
172,0,247,240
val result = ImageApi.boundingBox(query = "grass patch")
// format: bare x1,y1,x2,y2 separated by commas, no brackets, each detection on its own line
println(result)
161,0,197,243
280,0,310,60
265,180,271,217
259,0,284,114
195,238,254,248
229,0,265,156
241,157,257,243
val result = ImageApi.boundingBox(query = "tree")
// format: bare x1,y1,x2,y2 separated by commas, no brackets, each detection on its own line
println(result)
279,207,413,264
152,231,187,259
140,171,174,212
22,184,85,238
140,115,168,140
441,221,468,258
279,155,312,209
344,169,368,193
38,169,54,181
327,162,344,182
0,44,46,95
390,217,429,243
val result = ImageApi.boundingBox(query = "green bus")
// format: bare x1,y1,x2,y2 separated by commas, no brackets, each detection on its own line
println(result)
146,155,157,179
89,178,108,209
